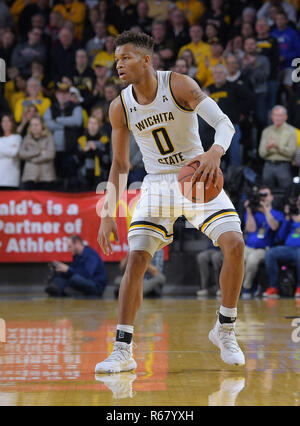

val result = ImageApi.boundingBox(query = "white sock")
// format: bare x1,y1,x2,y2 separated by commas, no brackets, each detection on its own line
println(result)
220,306,237,319
117,324,134,334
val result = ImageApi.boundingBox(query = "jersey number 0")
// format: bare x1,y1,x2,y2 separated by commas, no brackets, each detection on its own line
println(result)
152,127,175,156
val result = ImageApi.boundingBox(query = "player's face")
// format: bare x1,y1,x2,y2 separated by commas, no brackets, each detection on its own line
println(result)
115,44,148,84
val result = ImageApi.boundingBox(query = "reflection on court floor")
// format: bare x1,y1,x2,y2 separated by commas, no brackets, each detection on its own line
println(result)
0,298,299,406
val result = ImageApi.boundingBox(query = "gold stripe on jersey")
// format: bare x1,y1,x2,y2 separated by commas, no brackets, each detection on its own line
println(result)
200,209,239,233
129,221,173,241
168,72,194,113
120,91,129,129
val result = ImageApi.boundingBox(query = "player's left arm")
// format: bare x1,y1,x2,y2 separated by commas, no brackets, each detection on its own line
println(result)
171,72,235,188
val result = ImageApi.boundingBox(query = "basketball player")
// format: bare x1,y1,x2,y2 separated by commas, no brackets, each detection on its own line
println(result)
95,31,245,373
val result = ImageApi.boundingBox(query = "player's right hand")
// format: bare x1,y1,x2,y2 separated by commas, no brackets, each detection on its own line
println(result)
98,217,119,255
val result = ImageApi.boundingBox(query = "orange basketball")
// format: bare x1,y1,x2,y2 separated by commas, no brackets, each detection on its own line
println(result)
178,161,224,203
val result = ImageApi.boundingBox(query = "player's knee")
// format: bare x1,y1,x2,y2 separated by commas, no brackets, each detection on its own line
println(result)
224,234,244,259
127,250,151,272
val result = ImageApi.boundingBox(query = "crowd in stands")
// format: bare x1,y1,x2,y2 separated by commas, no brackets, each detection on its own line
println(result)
1,0,300,298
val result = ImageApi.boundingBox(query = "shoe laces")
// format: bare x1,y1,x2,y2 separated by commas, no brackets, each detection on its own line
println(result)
218,324,240,353
105,341,135,363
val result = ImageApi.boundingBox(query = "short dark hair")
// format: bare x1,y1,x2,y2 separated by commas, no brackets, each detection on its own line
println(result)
115,30,154,54
69,235,84,245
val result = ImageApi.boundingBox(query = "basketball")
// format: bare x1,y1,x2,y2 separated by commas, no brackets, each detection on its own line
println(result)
178,161,224,203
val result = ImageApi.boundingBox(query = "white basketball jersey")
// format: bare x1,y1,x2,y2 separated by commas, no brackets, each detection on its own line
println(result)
120,71,204,174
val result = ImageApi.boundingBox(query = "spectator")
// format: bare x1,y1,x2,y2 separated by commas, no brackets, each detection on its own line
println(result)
204,22,219,43
70,49,95,107
92,35,116,71
257,0,297,25
51,28,78,82
14,77,51,123
259,105,297,189
19,116,56,190
135,0,153,35
241,21,254,39
11,27,46,77
77,115,111,190
0,114,21,190
241,36,270,131
176,0,205,26
196,244,223,297
85,21,108,63
0,30,16,68
18,0,50,38
206,64,254,166
226,54,242,83
152,51,165,71
200,0,230,41
90,57,112,107
174,58,189,75
270,11,300,101
152,20,175,68
167,7,190,56
148,0,172,21
114,249,166,298
16,104,39,137
53,0,86,40
44,82,83,187
106,0,138,33
45,235,107,297
256,18,280,112
0,0,14,29
5,73,27,113
45,11,65,46
178,24,210,67
99,83,120,118
263,194,300,299
288,83,300,127
242,186,285,299
196,37,227,88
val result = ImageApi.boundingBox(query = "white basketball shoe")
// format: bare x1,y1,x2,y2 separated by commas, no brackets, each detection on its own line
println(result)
95,341,137,374
209,319,245,366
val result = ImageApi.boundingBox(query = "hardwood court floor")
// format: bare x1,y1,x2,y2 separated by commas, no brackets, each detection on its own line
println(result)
0,297,299,406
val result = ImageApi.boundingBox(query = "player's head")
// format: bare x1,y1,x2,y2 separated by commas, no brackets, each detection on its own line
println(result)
115,31,155,84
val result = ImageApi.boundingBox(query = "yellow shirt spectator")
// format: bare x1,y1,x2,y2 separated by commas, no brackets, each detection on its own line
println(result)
178,40,211,66
196,38,226,87
53,0,86,40
92,52,115,70
14,97,51,123
176,0,205,25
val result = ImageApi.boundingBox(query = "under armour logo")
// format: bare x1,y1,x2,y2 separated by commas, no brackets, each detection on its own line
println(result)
130,107,137,112
163,95,168,102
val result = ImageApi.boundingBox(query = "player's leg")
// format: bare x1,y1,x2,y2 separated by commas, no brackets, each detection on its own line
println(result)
95,235,163,374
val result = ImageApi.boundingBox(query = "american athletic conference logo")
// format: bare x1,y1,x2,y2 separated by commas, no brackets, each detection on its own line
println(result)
0,58,6,83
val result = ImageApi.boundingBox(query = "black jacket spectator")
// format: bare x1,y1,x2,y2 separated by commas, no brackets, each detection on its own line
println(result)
18,0,50,38
50,29,78,82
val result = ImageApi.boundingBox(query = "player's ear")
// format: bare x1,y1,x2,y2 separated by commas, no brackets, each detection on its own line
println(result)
144,54,151,67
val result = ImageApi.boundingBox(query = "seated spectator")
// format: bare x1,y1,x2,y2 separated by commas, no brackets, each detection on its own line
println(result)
114,249,166,298
196,37,226,87
90,104,111,137
16,104,39,137
270,11,300,101
196,243,223,297
19,116,56,190
77,115,111,190
257,0,297,25
264,195,300,299
152,51,165,71
51,28,78,82
176,0,205,26
30,13,52,55
11,27,46,77
85,21,108,63
43,82,83,188
204,22,219,43
241,36,270,132
200,0,230,41
167,7,190,56
0,114,21,190
179,49,198,78
241,21,254,39
14,77,51,123
18,0,50,38
5,73,27,112
70,49,95,108
259,105,297,189
0,0,14,29
152,20,176,68
256,18,280,112
89,58,112,108
178,24,210,67
226,54,242,83
45,11,65,46
242,186,285,299
45,235,107,297
92,35,116,71
99,83,120,118
53,0,86,41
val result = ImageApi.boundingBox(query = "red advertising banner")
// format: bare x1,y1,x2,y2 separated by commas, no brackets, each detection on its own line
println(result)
0,191,141,263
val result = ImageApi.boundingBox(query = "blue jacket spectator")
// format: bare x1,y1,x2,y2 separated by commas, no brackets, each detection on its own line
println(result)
271,12,300,69
45,235,107,297
264,196,300,299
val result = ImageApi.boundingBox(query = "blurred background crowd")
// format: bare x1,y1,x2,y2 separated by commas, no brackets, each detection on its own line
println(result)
2,0,300,299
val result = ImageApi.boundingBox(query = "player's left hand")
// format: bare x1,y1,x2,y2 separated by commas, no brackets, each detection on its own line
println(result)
186,145,224,189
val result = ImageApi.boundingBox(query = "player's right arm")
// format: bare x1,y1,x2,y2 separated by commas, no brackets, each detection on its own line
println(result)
98,96,130,255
